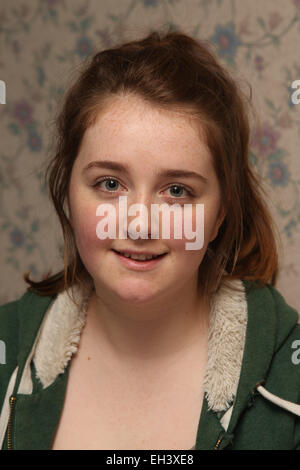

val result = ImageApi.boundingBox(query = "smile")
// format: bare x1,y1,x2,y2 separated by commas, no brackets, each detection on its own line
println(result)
111,249,168,271
113,250,166,260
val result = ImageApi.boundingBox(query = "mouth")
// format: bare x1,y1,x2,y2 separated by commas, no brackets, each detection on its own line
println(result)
111,249,168,270
111,249,168,261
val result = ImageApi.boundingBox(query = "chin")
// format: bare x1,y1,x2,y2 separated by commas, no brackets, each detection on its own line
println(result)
116,289,157,304
111,281,162,304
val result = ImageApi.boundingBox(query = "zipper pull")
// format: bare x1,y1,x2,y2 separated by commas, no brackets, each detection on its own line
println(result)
214,431,225,450
214,437,222,450
214,430,234,450
7,395,16,450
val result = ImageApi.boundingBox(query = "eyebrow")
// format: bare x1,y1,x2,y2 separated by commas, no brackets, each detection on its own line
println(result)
83,160,208,184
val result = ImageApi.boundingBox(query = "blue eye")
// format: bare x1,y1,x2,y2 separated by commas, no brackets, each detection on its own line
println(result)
164,185,192,198
94,177,121,191
93,178,193,199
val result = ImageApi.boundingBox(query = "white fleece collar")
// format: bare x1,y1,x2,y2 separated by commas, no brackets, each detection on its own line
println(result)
32,279,247,413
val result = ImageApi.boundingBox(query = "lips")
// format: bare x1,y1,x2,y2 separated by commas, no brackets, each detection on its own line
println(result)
111,249,168,271
112,249,167,260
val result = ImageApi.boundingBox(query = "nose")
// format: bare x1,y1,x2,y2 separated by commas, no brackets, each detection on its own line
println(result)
118,193,160,241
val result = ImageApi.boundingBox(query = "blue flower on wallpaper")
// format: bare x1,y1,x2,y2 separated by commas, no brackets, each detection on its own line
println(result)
250,122,280,157
210,22,241,61
9,227,25,247
27,263,39,277
267,161,290,187
27,128,42,152
75,36,94,58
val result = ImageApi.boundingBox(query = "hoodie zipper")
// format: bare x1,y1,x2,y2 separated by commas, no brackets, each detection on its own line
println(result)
214,437,223,450
214,430,226,450
7,395,16,450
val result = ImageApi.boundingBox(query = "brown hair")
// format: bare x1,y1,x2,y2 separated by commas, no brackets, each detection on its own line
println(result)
24,28,281,301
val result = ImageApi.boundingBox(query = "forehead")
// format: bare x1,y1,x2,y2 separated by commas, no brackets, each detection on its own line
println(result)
76,95,213,173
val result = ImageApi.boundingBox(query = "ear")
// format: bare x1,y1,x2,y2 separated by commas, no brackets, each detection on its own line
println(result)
209,205,226,243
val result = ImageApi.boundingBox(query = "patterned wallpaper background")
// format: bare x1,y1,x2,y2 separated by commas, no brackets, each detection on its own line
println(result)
0,0,300,311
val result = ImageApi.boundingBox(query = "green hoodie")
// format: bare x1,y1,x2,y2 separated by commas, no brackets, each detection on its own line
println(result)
0,278,299,450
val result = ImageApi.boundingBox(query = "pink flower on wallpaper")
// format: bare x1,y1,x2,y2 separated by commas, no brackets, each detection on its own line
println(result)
277,112,293,129
254,55,265,72
292,0,300,7
12,40,20,55
250,123,280,157
19,4,30,17
9,227,25,247
75,36,94,58
267,161,289,187
12,99,33,127
268,12,283,30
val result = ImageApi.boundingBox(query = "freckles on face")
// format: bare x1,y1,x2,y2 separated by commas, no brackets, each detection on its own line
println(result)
161,205,204,263
165,195,223,270
68,189,112,268
66,95,225,296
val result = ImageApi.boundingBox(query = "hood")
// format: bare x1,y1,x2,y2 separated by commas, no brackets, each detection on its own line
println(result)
33,278,248,412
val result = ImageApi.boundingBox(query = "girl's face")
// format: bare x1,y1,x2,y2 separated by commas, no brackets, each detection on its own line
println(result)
68,94,225,305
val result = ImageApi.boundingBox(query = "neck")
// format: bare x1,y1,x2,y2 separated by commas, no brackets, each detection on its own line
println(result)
85,281,210,368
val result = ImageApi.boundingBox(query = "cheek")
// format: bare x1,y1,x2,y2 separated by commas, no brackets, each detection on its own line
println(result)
166,203,217,265
155,208,203,272
72,206,111,261
166,205,206,251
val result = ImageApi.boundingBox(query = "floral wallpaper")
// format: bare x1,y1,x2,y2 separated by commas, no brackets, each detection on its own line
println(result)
0,0,300,311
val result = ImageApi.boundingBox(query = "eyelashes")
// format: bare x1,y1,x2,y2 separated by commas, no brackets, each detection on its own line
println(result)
93,177,194,199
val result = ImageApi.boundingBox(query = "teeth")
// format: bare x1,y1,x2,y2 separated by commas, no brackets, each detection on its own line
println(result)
120,252,160,260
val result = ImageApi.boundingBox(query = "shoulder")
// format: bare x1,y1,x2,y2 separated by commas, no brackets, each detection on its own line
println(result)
241,279,300,386
0,290,55,331
0,292,29,409
0,290,56,407
0,290,56,372
0,293,27,338
265,283,300,321
240,280,300,449
242,279,299,324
